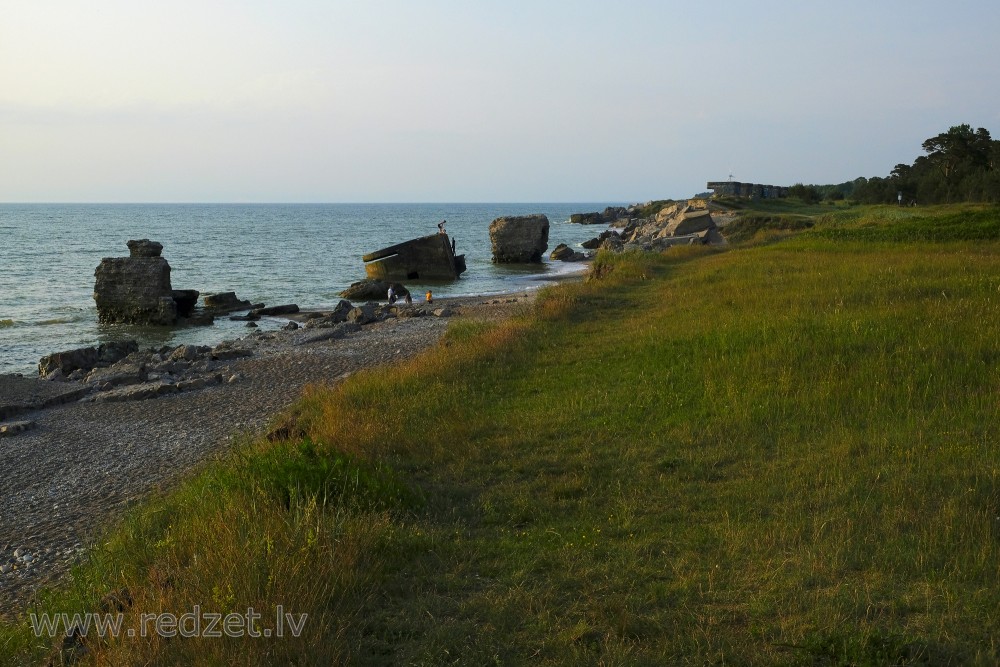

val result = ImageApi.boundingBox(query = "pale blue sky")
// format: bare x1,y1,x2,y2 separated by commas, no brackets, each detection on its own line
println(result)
1,0,998,202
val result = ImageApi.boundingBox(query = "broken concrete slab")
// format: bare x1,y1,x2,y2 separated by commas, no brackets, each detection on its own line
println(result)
363,234,466,281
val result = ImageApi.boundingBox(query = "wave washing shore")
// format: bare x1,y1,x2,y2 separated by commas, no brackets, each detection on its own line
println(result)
0,291,545,618
0,203,614,375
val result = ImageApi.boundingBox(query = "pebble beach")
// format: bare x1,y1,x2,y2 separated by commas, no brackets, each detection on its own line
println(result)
0,293,535,619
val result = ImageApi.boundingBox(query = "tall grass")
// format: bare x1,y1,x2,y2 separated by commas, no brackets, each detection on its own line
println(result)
4,206,1000,664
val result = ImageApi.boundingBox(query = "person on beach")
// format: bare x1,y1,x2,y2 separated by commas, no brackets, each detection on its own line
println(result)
438,220,446,234
387,286,396,305
426,290,433,303
405,293,412,305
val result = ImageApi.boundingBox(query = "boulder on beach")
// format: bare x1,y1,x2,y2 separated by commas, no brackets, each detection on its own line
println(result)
550,244,587,262
249,304,300,317
664,209,715,237
340,279,409,301
303,300,355,329
489,215,549,263
582,230,619,249
38,341,138,378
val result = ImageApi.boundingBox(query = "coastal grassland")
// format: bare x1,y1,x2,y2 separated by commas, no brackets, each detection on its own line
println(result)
722,202,1000,247
5,207,1000,664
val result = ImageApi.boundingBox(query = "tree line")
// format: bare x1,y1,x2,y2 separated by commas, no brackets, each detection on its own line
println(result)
788,124,1000,205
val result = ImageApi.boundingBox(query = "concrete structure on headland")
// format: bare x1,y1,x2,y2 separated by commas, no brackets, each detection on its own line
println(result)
363,234,466,281
706,181,788,199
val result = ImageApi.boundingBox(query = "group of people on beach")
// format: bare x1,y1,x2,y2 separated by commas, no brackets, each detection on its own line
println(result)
386,286,433,305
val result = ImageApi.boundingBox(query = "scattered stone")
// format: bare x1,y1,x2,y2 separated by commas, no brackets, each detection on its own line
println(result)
433,308,453,318
298,321,365,345
347,304,381,325
282,321,299,331
601,200,725,254
170,289,200,317
38,347,98,378
246,322,258,328
599,235,625,252
85,381,180,403
302,308,351,329
168,345,202,362
249,304,299,317
582,230,619,249
550,244,588,262
229,314,261,322
489,214,549,263
176,375,223,392
569,207,628,225
180,312,214,327
0,420,36,437
210,346,252,361
97,341,139,365
202,292,253,314
43,368,66,382
83,364,148,389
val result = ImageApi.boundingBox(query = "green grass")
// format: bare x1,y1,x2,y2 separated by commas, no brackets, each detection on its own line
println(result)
813,205,1000,243
720,214,815,243
713,196,848,216
5,206,1000,664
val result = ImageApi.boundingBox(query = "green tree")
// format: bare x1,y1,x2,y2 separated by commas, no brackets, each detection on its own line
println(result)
920,124,993,201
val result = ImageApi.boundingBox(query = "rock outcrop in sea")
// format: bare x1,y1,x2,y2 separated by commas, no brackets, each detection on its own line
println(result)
569,206,629,225
489,215,549,263
93,240,210,326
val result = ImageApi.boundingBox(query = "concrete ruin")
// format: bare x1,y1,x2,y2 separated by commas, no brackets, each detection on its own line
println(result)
93,240,203,325
362,234,466,281
706,181,787,199
489,214,550,263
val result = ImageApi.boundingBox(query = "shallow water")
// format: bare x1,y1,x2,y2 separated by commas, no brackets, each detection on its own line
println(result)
0,203,616,375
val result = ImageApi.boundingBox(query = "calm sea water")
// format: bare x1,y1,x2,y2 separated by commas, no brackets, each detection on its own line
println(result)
0,203,618,375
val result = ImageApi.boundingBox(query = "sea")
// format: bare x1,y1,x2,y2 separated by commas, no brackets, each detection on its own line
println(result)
0,203,620,376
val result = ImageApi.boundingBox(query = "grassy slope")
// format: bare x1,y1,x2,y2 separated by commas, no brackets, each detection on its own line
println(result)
5,205,1000,665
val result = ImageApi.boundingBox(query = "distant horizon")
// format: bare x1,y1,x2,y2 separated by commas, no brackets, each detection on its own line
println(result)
0,199,641,206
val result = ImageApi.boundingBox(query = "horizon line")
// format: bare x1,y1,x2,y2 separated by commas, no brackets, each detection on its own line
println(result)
0,200,653,206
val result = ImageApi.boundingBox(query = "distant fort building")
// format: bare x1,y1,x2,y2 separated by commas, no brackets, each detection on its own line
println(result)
707,181,787,199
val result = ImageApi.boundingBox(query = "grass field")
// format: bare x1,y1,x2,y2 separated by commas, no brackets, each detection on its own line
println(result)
4,204,1000,665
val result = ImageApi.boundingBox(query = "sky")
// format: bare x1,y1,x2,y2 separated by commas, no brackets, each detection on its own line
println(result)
1,0,999,203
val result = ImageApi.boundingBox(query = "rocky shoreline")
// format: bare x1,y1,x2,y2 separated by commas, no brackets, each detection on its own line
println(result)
0,292,535,620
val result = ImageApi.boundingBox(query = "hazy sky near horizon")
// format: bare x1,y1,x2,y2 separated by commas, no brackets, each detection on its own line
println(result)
2,0,999,203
